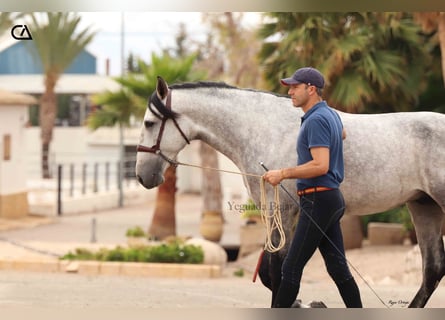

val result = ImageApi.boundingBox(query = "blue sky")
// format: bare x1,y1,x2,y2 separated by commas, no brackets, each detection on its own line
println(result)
77,12,262,76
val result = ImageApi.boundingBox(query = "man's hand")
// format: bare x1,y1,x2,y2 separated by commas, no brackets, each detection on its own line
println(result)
262,169,284,186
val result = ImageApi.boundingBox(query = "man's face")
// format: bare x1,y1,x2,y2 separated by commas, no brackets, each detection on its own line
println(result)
288,83,311,108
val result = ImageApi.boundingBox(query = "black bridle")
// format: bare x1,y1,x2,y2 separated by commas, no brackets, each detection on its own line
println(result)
136,89,190,164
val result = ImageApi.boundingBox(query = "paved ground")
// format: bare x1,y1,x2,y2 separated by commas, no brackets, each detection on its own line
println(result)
0,193,444,310
0,269,437,308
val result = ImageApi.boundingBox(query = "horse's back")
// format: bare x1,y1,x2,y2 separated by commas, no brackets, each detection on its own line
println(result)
339,111,445,215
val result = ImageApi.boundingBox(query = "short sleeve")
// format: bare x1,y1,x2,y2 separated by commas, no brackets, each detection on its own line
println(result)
305,116,331,149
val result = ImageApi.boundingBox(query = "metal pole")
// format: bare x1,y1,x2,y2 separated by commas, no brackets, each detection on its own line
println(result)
93,162,98,193
105,162,110,191
57,164,62,216
120,12,125,76
118,136,124,207
117,12,125,207
82,163,87,195
69,163,74,197
91,218,97,243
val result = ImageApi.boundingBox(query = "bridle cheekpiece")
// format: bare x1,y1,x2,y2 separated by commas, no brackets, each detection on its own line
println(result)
136,89,190,165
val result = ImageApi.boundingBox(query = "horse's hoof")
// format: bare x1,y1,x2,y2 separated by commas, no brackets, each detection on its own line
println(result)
308,300,327,308
291,299,307,308
291,299,327,308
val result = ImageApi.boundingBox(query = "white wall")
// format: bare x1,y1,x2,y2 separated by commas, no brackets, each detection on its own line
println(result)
0,105,28,195
25,127,120,178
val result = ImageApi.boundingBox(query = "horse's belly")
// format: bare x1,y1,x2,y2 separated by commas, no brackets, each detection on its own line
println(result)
342,188,420,216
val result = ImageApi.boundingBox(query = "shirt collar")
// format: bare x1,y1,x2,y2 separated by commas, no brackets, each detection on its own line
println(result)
301,101,327,122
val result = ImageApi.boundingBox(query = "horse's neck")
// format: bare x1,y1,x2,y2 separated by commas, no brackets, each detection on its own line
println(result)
176,88,300,175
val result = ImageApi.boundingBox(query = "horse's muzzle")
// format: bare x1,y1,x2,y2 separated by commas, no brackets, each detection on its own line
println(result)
135,172,164,189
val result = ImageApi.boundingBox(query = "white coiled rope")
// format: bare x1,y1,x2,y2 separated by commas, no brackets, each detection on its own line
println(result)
260,177,286,252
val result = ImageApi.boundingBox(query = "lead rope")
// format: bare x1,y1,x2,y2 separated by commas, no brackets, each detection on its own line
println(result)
156,152,388,307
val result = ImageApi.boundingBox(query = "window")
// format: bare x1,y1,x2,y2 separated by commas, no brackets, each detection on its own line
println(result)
3,134,11,161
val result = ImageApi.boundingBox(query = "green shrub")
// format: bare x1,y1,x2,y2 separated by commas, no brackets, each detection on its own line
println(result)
233,268,244,277
240,198,261,219
103,246,127,261
125,226,146,237
60,242,204,264
60,248,96,261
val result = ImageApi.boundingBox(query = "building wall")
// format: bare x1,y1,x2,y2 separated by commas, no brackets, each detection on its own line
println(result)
0,41,40,74
0,105,28,195
0,105,29,218
0,41,96,75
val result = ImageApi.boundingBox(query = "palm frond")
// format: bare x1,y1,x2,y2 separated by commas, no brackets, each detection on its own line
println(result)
28,12,96,75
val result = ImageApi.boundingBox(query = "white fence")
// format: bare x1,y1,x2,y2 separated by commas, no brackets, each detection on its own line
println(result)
24,127,249,216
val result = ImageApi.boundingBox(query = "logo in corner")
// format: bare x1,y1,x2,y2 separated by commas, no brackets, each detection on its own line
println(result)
11,25,33,40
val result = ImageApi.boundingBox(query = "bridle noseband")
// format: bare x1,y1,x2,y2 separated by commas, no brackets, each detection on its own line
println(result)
136,89,190,165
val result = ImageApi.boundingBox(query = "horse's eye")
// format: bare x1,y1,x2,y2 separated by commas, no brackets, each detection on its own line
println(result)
144,120,155,129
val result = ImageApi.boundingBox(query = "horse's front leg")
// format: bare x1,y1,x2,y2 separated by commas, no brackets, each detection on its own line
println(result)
407,198,445,308
258,251,284,306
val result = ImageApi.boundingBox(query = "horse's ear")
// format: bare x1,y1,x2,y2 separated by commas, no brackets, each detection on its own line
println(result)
156,76,169,100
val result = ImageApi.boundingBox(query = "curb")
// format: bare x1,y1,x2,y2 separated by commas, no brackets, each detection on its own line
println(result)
0,258,222,278
0,216,55,232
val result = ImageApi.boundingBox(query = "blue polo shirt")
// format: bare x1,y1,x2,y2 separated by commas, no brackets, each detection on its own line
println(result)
296,101,344,190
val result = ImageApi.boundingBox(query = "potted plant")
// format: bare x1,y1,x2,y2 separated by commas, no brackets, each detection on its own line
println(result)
125,226,148,247
240,198,262,225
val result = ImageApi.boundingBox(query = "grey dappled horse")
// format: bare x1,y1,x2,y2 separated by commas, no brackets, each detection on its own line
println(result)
136,76,445,308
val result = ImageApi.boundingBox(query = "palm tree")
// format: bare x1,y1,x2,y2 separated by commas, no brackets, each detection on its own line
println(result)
0,12,23,35
201,12,263,88
413,12,445,87
88,52,203,240
27,12,96,178
258,12,431,113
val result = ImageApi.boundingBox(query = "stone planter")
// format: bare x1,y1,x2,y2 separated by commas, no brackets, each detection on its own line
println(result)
185,238,228,267
367,222,405,245
238,221,266,259
199,211,224,243
126,236,149,247
340,215,363,250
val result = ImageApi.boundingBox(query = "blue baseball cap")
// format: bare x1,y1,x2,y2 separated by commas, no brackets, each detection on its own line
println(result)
280,67,325,88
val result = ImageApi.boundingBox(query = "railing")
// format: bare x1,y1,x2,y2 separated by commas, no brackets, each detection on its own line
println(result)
54,158,137,216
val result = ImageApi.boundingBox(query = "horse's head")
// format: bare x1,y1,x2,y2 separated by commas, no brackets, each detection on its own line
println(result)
135,76,191,189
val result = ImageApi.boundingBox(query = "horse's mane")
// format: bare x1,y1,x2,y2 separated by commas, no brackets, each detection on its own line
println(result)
169,81,236,90
170,81,288,98
149,81,288,119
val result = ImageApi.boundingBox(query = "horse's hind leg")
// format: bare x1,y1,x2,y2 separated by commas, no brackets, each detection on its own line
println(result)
407,196,445,308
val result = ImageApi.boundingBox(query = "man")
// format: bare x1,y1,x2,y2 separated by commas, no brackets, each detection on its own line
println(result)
263,67,362,308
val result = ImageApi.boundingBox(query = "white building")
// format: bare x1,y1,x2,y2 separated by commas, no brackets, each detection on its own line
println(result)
0,89,36,218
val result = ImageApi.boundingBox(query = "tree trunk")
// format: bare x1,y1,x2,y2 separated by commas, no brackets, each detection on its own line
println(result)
39,80,57,179
438,12,445,87
148,165,177,240
41,143,50,179
199,142,224,242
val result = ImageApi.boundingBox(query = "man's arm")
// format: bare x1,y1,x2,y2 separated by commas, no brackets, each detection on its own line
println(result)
263,147,329,186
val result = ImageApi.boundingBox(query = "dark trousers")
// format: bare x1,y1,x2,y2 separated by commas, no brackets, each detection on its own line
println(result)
272,189,362,308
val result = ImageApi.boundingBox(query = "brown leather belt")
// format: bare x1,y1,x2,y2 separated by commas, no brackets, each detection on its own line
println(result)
297,186,333,196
